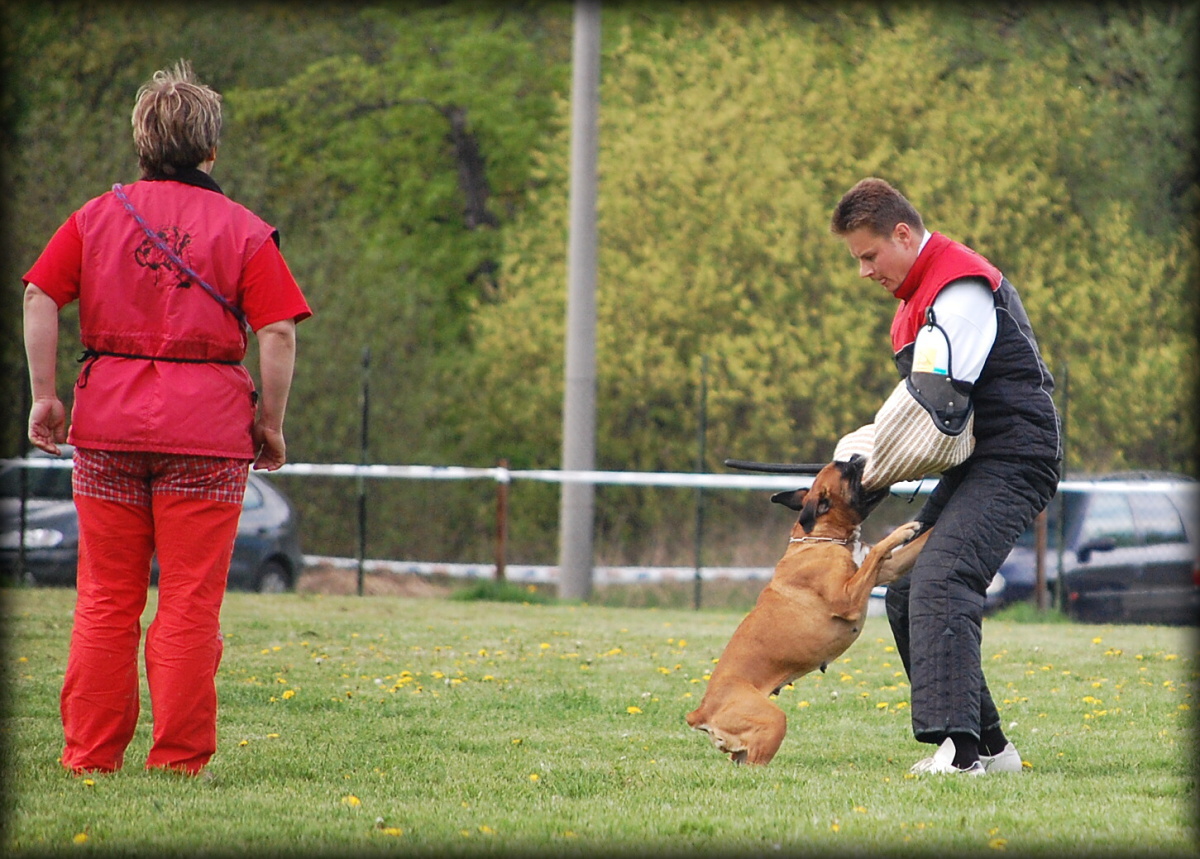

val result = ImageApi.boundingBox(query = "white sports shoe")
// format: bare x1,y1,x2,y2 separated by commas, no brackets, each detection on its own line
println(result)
909,737,986,776
980,742,1024,774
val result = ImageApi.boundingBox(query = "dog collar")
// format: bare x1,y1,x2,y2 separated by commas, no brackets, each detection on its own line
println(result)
789,535,853,545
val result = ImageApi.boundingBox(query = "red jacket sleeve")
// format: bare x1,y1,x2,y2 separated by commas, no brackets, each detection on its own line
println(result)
23,213,83,308
239,238,313,331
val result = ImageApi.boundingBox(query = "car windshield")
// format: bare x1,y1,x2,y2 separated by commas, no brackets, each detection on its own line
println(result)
0,464,73,501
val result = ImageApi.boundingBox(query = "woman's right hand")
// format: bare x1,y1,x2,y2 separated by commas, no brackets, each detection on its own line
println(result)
28,397,66,455
252,423,286,471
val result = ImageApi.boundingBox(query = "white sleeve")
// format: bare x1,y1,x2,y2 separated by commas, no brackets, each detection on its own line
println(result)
911,278,997,384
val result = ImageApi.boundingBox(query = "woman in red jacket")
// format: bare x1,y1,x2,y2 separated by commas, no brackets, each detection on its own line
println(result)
23,60,312,775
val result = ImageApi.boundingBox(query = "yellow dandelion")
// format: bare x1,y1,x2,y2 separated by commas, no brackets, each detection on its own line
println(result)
797,701,810,709
342,795,362,807
479,825,496,835
539,643,550,650
529,773,540,781
238,740,249,747
266,733,280,739
380,827,403,837
82,778,95,787
282,689,295,700
989,837,1008,850
73,833,88,844
627,706,643,714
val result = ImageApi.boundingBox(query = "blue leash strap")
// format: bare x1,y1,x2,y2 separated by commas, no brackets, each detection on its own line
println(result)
111,183,250,332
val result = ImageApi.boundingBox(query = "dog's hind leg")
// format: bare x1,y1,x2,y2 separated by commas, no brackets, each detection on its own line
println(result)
718,695,788,766
689,690,788,766
741,703,788,765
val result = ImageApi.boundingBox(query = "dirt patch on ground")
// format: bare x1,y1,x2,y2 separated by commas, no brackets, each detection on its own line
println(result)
294,562,763,611
296,563,454,598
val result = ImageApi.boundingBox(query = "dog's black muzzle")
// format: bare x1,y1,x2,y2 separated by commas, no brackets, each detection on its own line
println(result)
839,455,889,518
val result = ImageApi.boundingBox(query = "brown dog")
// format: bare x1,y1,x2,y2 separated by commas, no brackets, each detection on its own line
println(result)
686,457,929,765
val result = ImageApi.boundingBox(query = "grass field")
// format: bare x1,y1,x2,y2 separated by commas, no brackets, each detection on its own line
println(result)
2,586,1196,857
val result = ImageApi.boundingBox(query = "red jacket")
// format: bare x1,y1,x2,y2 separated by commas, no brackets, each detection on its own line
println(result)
889,232,1001,354
25,174,309,458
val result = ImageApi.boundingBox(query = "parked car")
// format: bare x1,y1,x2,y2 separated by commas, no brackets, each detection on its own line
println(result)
990,473,1198,624
1,447,305,592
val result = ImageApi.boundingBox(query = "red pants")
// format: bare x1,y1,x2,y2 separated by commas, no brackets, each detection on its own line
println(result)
62,450,247,774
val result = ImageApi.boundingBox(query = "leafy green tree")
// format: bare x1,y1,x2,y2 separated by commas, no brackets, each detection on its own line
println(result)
444,6,1196,559
2,2,1193,567
0,1,365,455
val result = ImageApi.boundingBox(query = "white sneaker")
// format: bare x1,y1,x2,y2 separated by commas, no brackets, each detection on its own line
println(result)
909,737,986,776
980,742,1023,774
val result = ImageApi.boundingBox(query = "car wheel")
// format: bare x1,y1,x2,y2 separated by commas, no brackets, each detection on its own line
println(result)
256,560,291,594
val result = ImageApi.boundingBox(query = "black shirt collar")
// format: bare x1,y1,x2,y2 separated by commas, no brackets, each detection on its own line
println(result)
143,166,224,195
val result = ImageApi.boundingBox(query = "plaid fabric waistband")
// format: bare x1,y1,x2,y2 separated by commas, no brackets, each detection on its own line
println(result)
72,448,250,507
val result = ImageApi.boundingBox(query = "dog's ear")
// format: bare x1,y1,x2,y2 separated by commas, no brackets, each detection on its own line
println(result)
770,488,807,511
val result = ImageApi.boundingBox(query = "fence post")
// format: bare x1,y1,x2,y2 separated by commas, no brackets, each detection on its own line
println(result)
356,346,370,597
1034,508,1048,611
693,354,708,610
495,459,509,582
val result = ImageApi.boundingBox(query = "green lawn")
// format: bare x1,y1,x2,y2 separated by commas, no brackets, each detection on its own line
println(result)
2,587,1196,856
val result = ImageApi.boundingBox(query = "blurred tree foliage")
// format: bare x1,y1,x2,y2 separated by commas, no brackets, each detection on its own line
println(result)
444,4,1197,555
1,1,1195,564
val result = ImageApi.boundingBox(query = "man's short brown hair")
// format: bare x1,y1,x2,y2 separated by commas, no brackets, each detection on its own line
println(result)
131,60,222,178
830,177,924,237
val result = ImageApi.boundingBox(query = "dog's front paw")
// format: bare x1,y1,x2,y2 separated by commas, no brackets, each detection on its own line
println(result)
896,520,923,545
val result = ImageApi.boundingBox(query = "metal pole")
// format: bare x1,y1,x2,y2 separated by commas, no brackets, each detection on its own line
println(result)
356,346,370,597
1055,359,1069,611
495,459,509,581
693,355,708,611
558,0,601,602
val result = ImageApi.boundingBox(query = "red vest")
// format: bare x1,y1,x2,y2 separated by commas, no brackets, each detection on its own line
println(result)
68,180,277,458
890,232,1002,354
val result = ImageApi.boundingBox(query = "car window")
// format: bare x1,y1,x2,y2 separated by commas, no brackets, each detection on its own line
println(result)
0,464,73,500
1168,490,1198,544
1015,491,1079,551
243,480,264,510
1078,493,1138,548
1130,493,1187,546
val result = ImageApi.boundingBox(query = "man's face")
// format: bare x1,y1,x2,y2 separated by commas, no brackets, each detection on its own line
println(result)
842,224,921,296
